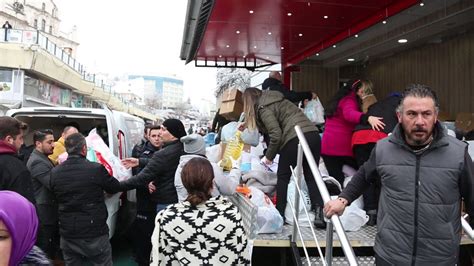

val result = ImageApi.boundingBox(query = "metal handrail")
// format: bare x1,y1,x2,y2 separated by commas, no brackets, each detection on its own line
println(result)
462,214,474,240
294,125,358,265
290,164,326,265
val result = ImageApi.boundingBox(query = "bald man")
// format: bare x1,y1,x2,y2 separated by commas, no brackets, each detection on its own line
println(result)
262,71,315,104
49,126,78,164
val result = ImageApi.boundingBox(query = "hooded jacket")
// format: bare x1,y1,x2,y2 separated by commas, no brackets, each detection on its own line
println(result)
174,154,239,202
256,90,318,160
340,122,474,265
0,141,35,203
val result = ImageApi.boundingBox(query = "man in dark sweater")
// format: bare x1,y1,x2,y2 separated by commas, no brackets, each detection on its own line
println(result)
50,133,122,265
0,116,35,203
324,85,474,265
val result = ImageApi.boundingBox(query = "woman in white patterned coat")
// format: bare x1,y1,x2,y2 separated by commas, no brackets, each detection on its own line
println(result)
150,157,250,265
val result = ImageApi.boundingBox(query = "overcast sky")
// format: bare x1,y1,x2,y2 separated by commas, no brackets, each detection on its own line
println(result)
56,0,217,106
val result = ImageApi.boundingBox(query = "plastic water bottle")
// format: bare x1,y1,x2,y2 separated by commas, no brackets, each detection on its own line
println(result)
220,130,244,171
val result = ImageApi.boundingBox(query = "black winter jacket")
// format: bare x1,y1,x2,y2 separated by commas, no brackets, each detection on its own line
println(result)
132,141,159,212
0,141,35,203
120,140,184,204
262,77,312,104
50,155,122,239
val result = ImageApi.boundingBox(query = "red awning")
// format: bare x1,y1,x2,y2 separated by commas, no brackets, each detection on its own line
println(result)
181,0,420,69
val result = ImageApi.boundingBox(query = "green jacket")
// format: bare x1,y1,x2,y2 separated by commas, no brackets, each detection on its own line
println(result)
256,90,318,160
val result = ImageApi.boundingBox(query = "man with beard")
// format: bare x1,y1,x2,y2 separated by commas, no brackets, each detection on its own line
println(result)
324,84,474,265
27,129,59,260
0,116,35,203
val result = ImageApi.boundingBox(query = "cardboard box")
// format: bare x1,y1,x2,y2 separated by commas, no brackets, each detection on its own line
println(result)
222,88,242,102
219,89,243,121
220,100,243,120
455,112,474,132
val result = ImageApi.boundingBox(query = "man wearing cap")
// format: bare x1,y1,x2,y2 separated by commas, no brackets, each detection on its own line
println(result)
120,118,186,212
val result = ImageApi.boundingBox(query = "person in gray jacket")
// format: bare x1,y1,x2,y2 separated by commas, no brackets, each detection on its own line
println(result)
173,134,239,202
26,129,59,260
324,84,474,265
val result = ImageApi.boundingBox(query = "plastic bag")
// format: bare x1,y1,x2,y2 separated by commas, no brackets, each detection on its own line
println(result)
339,204,369,231
221,122,260,146
206,144,221,164
86,129,132,181
304,99,325,125
284,178,315,227
249,187,283,234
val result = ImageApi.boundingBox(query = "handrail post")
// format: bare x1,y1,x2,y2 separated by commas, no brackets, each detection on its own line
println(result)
291,144,304,242
294,125,358,266
325,221,334,266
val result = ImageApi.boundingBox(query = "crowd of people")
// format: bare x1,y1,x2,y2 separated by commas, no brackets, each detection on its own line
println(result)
1,71,473,265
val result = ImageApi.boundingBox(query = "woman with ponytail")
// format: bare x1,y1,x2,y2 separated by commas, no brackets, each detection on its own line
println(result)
150,157,250,265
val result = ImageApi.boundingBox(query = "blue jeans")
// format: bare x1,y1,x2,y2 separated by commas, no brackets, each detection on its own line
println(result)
156,204,169,213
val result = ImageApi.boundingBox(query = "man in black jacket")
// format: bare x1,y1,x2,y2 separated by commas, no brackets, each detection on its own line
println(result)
50,133,122,265
129,125,161,266
0,116,35,203
26,129,59,260
262,71,315,104
120,118,186,213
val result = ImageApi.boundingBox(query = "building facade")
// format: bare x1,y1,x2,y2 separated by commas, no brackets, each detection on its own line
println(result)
128,75,184,109
0,0,78,55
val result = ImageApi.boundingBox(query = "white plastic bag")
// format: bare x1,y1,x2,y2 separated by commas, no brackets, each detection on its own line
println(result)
206,144,221,164
221,122,260,146
86,129,132,181
284,179,314,227
304,99,325,125
339,204,369,231
249,187,283,234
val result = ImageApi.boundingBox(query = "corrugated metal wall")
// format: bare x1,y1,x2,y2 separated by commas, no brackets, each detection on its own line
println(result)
292,30,474,120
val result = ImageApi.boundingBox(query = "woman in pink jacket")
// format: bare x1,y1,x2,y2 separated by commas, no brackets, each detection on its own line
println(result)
321,80,384,186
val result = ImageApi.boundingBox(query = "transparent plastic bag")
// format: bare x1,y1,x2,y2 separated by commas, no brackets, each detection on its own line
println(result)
304,99,325,124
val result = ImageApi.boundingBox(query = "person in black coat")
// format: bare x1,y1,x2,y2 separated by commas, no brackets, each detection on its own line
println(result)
0,117,35,203
26,129,59,260
120,118,187,213
351,93,401,225
262,71,315,104
50,133,122,265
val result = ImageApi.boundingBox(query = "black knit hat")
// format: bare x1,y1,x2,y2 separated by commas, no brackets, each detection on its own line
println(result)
162,118,187,139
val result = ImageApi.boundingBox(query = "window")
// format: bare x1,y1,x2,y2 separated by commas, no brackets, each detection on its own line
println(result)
41,19,45,31
34,19,37,28
42,2,45,11
49,25,52,34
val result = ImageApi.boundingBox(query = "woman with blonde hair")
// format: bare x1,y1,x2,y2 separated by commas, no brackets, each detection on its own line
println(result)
241,87,326,228
357,79,377,113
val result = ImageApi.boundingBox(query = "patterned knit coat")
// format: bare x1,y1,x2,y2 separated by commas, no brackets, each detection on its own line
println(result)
150,196,251,265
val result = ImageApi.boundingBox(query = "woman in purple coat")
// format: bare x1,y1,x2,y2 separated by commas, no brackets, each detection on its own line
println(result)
321,80,384,186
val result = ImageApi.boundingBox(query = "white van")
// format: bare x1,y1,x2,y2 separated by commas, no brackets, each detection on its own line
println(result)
7,106,145,238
